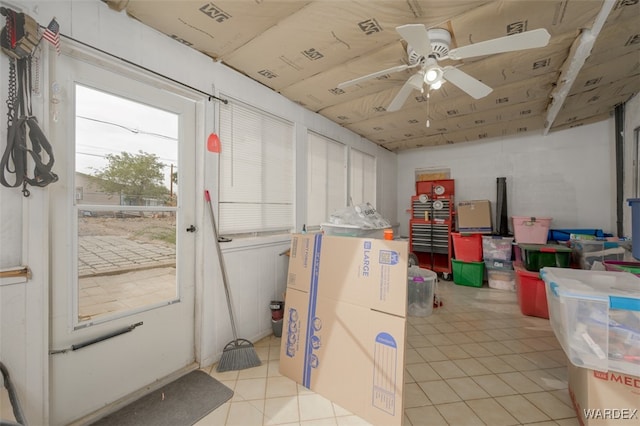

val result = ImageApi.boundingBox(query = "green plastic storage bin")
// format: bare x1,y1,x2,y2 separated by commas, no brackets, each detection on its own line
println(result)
519,243,572,272
603,260,640,276
452,259,485,287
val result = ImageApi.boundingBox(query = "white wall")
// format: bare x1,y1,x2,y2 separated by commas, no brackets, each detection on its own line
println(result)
396,119,622,239
0,1,396,424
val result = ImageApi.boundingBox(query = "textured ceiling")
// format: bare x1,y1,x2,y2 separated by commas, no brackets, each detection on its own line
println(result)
106,0,640,152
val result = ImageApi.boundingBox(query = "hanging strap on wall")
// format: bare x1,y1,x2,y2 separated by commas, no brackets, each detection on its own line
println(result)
1,8,58,196
1,55,58,196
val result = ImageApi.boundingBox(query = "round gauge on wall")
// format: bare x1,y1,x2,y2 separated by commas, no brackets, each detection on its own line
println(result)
418,194,429,203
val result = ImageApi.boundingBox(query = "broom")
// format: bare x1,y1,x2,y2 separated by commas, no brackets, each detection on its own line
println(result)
205,190,261,372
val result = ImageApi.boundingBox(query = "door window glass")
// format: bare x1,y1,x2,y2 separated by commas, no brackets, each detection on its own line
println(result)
75,85,179,323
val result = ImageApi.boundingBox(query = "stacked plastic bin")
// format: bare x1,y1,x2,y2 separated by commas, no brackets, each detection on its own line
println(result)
510,216,559,319
511,216,552,244
541,267,640,425
540,267,640,376
570,239,632,270
519,244,573,271
514,243,572,319
451,233,484,287
482,236,514,291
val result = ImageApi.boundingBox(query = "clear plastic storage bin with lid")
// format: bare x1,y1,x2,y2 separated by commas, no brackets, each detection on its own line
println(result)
482,235,514,260
407,266,437,317
570,239,632,270
540,267,640,375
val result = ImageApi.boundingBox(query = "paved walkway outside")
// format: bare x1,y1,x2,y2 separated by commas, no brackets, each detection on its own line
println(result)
77,235,176,321
78,235,175,277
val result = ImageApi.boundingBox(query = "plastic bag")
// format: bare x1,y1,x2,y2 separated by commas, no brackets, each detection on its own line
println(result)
328,202,391,229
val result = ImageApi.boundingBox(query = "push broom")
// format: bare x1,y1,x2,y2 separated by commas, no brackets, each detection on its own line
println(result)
205,189,261,372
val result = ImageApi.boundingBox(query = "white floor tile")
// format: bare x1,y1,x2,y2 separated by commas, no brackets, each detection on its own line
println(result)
298,394,335,422
495,394,551,424
466,397,519,426
233,377,267,401
263,396,300,425
523,391,576,419
266,376,298,398
446,376,490,400
417,380,461,404
199,278,579,425
225,401,264,425
434,401,485,425
405,405,447,426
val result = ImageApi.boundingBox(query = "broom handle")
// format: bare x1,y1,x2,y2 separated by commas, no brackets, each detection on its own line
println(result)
205,190,239,341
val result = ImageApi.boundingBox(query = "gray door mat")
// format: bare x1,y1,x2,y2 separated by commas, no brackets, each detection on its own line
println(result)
90,370,233,426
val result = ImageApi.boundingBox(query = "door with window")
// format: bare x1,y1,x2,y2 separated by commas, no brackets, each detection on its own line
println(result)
49,46,198,425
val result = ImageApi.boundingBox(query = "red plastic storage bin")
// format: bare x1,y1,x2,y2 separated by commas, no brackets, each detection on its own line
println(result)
514,261,549,319
452,232,483,262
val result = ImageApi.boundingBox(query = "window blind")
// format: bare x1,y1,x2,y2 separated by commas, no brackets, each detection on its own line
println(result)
218,100,294,234
307,132,347,228
349,148,376,207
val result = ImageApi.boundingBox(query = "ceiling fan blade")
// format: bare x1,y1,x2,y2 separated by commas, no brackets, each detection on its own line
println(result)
396,24,432,58
442,66,492,99
337,64,410,89
448,28,551,60
387,73,424,112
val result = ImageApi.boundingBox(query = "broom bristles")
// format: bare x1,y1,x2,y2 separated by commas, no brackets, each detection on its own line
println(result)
216,339,262,373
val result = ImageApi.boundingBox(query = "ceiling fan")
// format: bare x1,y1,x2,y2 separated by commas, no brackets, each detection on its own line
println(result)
338,24,551,112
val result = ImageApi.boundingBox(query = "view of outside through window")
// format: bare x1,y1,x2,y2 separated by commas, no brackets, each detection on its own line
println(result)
75,85,179,322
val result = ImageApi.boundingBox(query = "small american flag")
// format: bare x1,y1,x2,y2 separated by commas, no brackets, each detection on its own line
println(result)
42,18,60,55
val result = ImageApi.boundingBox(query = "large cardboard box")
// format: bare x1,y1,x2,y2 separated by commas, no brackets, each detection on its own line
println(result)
281,233,408,426
457,200,492,234
567,362,640,425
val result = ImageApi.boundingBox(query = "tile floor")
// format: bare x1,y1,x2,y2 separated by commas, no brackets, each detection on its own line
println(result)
195,279,579,426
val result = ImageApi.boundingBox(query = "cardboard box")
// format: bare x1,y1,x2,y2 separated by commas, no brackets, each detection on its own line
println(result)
280,233,408,426
457,200,492,234
567,362,640,425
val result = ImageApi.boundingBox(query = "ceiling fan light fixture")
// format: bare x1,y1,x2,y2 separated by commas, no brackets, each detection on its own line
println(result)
431,80,443,90
424,67,441,83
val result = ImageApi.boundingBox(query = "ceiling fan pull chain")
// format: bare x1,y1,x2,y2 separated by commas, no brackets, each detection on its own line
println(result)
426,91,431,128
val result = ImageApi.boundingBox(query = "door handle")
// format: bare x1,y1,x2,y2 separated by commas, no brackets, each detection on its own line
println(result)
186,225,196,232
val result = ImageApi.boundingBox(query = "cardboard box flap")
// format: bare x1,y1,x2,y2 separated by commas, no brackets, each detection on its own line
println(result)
318,236,408,317
308,302,406,424
287,233,323,293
